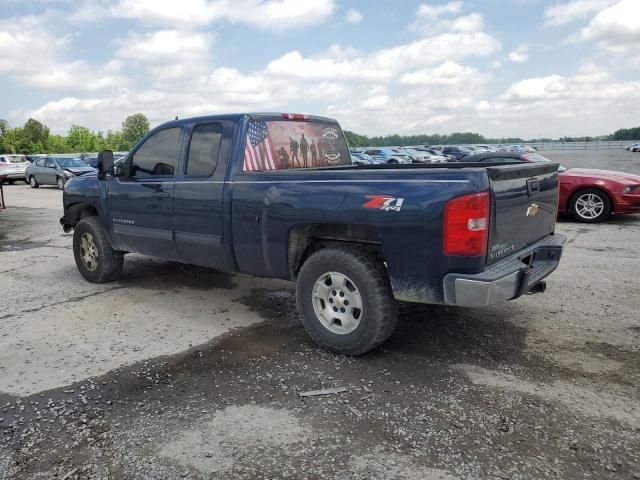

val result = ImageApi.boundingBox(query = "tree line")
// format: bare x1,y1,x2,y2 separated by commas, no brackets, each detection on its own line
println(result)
344,127,640,147
0,114,150,155
1,115,638,154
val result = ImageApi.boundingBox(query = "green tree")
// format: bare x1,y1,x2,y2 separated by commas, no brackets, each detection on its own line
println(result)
66,125,98,152
122,113,150,146
23,118,50,146
47,135,71,153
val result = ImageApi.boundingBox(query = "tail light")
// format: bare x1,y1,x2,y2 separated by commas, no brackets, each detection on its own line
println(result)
443,192,490,256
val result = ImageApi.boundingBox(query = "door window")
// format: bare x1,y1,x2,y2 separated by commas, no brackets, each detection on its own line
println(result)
46,158,56,168
186,123,222,177
36,159,46,167
129,127,181,178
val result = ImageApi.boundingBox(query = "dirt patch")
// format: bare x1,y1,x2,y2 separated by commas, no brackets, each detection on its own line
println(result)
159,405,312,474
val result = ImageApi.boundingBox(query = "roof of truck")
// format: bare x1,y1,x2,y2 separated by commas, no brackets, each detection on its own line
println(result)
154,112,338,131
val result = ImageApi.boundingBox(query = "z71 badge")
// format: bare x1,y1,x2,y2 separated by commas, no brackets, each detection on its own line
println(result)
363,195,404,212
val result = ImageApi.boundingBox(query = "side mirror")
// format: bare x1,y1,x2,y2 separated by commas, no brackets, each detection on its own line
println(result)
97,150,114,180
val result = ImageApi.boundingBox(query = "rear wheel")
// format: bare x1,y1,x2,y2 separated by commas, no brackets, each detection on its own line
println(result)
387,159,398,164
29,176,39,188
296,246,398,356
73,217,124,283
570,188,611,223
57,177,65,190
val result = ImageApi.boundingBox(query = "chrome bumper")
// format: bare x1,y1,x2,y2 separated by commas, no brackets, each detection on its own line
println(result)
443,234,566,307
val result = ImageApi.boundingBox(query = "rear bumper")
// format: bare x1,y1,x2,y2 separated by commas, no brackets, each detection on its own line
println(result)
0,172,27,180
443,233,566,307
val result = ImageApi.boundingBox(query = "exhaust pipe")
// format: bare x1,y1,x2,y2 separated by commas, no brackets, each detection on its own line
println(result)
526,281,546,295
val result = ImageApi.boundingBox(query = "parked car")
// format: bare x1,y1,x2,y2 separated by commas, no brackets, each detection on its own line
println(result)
0,154,30,184
398,147,447,164
60,112,566,355
350,152,385,165
26,156,96,189
465,152,640,223
624,143,640,151
362,147,412,164
441,146,472,161
632,145,640,153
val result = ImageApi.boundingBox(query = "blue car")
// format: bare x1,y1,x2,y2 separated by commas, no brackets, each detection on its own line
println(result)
362,148,412,164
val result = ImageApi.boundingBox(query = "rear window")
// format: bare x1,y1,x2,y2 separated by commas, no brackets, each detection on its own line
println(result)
243,119,350,171
5,155,27,163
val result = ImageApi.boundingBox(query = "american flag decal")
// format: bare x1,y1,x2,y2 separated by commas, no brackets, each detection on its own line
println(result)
243,120,279,171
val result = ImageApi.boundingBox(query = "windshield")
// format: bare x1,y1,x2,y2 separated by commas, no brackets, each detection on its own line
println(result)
58,158,87,168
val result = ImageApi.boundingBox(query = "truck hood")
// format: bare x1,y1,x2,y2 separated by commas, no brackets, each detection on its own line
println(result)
562,168,640,184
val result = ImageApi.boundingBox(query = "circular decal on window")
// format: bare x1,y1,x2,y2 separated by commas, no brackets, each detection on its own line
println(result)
321,127,342,165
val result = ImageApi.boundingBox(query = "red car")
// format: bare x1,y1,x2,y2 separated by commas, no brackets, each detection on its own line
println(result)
468,152,640,223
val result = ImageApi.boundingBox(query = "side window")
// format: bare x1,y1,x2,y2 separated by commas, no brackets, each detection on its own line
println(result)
186,123,222,177
129,127,181,178
46,158,56,168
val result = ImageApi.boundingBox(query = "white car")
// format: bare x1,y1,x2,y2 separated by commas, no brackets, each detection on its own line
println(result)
0,154,30,184
625,143,640,151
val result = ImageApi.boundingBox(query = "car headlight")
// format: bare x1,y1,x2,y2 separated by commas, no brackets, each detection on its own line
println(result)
622,185,638,193
63,170,75,178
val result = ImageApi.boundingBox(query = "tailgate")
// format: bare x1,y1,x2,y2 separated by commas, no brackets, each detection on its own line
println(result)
486,163,559,264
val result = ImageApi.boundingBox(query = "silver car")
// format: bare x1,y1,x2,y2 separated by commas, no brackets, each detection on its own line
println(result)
0,154,30,184
26,156,96,189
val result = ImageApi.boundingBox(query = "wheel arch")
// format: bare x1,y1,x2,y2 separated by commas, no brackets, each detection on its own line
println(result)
287,223,384,280
64,202,99,228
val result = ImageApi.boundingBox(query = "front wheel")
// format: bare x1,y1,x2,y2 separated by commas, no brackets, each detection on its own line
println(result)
73,217,124,283
570,188,612,223
57,177,65,190
296,246,398,356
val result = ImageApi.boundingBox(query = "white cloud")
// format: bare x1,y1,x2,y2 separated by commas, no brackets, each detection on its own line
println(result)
399,60,485,86
544,0,616,26
580,0,640,52
415,1,463,19
508,44,529,63
115,30,214,63
345,8,363,24
109,0,336,29
266,31,500,81
0,15,127,91
439,12,484,33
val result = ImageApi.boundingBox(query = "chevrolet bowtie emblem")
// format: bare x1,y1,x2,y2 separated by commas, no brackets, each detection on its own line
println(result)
527,203,540,217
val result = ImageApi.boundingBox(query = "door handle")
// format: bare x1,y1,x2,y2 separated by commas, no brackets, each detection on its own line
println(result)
153,192,170,199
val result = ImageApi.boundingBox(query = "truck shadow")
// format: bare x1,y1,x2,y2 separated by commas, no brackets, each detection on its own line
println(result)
118,256,239,291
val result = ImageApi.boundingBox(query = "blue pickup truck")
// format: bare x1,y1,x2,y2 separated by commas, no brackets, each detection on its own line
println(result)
61,113,566,355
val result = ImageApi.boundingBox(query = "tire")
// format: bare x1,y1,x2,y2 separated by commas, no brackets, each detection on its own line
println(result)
29,176,39,188
569,188,612,223
73,217,124,283
296,246,398,356
57,177,65,190
387,159,399,164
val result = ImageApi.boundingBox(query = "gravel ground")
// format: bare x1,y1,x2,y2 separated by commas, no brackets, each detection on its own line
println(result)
0,149,639,480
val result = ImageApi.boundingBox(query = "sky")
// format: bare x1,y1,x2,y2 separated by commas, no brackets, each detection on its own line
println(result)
1,0,639,138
